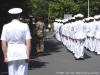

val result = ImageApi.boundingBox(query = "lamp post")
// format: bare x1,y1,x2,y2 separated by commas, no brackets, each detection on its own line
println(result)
88,0,89,17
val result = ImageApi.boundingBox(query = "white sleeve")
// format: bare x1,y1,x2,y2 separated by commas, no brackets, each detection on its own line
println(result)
25,24,32,40
1,25,7,41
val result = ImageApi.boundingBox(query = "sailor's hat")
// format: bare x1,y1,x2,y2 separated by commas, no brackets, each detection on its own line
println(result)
94,15,98,19
8,8,23,14
74,14,84,18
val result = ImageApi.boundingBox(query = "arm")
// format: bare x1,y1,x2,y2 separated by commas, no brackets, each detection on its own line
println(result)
1,40,8,63
26,39,31,63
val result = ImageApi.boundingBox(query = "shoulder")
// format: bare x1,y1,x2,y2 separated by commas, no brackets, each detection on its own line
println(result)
2,24,8,29
19,21,27,25
19,21,29,27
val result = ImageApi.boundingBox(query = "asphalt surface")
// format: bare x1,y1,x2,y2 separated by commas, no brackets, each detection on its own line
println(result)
28,32,100,75
0,32,100,75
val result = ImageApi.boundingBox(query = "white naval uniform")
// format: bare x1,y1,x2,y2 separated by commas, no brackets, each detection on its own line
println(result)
73,20,86,59
86,21,96,52
64,23,69,48
64,23,71,50
64,22,74,53
69,22,75,53
84,22,89,48
1,19,32,75
59,22,63,43
53,22,59,40
53,22,58,36
61,24,67,46
94,21,100,54
56,22,62,41
65,22,74,53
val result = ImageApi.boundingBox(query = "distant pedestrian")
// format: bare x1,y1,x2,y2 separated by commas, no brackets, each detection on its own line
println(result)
48,23,51,32
35,16,46,55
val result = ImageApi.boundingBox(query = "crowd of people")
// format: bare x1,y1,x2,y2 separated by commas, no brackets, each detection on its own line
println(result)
53,14,100,60
1,7,100,75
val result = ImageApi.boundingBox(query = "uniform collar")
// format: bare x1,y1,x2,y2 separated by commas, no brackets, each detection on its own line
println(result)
12,19,20,22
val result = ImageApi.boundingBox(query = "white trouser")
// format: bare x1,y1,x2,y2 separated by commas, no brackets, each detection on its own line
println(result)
86,38,95,52
74,39,85,59
8,60,28,75
84,38,88,48
95,39,100,54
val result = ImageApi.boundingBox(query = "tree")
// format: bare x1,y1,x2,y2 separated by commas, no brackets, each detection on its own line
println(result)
1,0,100,23
89,0,100,16
48,0,79,21
75,0,100,17
26,0,48,22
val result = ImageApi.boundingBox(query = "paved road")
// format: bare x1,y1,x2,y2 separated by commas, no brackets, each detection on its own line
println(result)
28,32,100,75
0,32,100,75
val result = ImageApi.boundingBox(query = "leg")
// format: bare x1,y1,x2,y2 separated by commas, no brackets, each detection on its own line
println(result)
8,61,16,75
17,60,28,75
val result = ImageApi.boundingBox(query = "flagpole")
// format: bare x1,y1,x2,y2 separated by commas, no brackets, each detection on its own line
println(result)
88,0,89,17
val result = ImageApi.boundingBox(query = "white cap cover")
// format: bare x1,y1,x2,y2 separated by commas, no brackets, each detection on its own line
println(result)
74,14,84,18
94,15,98,19
8,8,23,14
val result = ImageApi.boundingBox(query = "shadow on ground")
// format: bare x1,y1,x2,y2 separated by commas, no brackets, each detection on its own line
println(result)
28,59,48,70
63,43,92,60
30,36,63,59
29,36,63,69
44,38,63,53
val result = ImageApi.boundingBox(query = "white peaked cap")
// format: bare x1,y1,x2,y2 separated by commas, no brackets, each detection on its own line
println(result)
94,15,98,19
83,18,86,22
55,19,60,21
88,17,94,20
74,15,77,18
97,15,100,19
94,15,100,19
65,19,68,22
74,14,84,18
72,17,75,19
62,19,66,22
8,8,23,14
76,14,84,17
85,18,90,21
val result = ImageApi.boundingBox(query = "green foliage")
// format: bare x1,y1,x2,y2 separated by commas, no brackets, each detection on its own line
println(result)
48,0,100,21
89,0,100,16
26,0,48,22
1,0,100,23
48,0,79,21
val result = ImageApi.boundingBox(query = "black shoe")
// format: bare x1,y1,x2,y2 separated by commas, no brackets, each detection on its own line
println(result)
75,57,84,60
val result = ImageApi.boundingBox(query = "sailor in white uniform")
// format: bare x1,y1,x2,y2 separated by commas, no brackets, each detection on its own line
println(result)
64,19,72,51
53,20,58,37
86,17,96,52
67,18,76,53
53,19,61,41
1,8,31,75
84,18,90,49
73,14,86,59
94,15,100,54
59,20,66,46
59,20,64,42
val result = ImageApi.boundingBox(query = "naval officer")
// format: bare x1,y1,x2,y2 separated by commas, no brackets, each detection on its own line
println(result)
1,8,31,75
